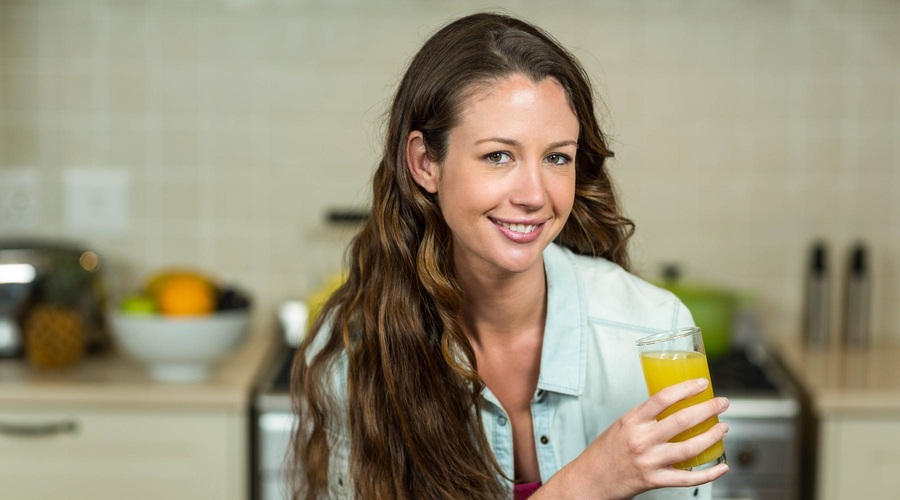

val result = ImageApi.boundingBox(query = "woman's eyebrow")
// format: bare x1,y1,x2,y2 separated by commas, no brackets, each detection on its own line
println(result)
474,137,578,149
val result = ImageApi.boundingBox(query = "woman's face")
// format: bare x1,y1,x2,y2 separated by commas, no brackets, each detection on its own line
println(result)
434,74,579,278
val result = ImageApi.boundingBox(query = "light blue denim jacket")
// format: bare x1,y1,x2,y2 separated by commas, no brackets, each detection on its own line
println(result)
316,243,712,499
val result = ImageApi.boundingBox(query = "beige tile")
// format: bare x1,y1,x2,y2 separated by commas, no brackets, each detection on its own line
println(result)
205,62,262,117
157,235,204,268
158,62,201,113
4,124,39,164
805,130,848,177
57,67,94,111
213,180,266,220
214,233,268,274
635,21,687,69
806,25,850,68
155,16,201,60
211,126,259,170
107,66,148,112
260,17,314,64
159,180,201,220
107,8,148,60
749,75,792,119
857,77,897,120
57,124,94,166
0,13,42,59
107,124,148,167
2,68,39,110
856,127,896,174
802,71,847,120
57,16,93,59
159,124,202,168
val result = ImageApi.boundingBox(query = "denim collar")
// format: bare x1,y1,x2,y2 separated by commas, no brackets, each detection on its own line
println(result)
538,243,587,396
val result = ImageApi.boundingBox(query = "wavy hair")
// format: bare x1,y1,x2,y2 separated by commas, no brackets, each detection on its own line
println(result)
289,12,634,499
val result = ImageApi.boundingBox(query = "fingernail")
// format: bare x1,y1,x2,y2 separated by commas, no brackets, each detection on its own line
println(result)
721,423,730,434
720,397,730,409
696,378,709,389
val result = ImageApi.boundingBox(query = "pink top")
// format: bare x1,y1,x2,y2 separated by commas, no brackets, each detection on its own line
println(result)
513,481,542,500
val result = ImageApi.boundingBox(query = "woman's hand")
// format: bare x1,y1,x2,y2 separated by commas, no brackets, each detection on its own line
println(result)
537,378,730,500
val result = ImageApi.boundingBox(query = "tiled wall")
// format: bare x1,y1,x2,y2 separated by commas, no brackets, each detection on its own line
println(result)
1,0,898,344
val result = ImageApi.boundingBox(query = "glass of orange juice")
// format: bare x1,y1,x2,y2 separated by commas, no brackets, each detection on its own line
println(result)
636,326,727,470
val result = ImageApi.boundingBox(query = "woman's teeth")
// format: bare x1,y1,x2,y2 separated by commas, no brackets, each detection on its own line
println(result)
497,221,537,234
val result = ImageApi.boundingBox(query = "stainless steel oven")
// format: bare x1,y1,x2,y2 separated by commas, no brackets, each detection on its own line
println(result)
253,343,800,500
253,347,295,500
708,345,801,499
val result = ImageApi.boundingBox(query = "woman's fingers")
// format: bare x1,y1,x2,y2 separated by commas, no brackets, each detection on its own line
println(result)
654,396,730,442
636,378,710,420
661,421,730,466
651,462,730,489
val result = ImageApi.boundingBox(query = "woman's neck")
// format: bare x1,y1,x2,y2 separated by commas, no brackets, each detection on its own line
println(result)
457,257,547,346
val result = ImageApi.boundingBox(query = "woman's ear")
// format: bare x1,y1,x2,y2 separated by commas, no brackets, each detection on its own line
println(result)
406,131,439,193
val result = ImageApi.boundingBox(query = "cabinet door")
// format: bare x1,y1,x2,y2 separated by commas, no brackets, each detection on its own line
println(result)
819,417,900,500
0,409,246,500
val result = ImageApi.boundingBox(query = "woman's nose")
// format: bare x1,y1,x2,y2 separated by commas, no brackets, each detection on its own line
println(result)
509,162,547,209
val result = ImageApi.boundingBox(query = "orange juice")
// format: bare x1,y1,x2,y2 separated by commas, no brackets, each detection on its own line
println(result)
640,350,725,469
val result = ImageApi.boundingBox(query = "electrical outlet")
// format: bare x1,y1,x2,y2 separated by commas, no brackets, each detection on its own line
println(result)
0,169,39,229
62,168,131,234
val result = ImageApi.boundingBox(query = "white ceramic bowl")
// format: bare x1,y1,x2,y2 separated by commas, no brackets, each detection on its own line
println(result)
109,310,250,382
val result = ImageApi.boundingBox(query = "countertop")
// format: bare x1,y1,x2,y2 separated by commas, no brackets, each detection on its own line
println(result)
0,329,280,411
776,338,900,417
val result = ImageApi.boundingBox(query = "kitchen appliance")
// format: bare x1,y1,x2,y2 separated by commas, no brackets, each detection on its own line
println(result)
659,264,738,360
842,242,869,348
0,239,109,360
804,241,831,347
253,340,800,500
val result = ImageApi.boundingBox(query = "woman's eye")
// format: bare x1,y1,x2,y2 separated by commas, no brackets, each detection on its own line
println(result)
545,154,571,165
485,152,512,164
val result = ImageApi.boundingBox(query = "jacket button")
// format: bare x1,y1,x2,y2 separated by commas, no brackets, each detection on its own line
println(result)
540,435,549,445
497,415,508,426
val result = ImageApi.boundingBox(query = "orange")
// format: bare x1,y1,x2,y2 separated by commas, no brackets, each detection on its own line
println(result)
156,275,216,316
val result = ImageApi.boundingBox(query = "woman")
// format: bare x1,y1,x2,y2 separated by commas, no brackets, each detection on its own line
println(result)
290,12,729,500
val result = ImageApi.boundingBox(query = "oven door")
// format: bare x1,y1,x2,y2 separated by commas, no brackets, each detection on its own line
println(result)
712,416,799,500
257,411,295,500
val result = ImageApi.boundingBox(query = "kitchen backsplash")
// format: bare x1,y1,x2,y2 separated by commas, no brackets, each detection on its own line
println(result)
1,0,897,342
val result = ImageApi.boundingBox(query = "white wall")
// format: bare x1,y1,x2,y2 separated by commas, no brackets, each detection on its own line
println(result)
1,0,897,343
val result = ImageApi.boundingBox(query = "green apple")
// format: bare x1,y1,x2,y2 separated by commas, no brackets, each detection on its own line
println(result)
120,294,157,315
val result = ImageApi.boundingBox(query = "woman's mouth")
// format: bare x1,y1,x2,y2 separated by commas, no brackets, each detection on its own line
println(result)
490,218,545,243
496,220,538,234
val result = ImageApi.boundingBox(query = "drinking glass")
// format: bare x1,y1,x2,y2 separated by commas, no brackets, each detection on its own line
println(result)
636,326,727,470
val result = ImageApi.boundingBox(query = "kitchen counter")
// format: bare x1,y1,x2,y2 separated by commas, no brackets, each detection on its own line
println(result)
776,338,900,416
0,328,280,410
776,338,900,499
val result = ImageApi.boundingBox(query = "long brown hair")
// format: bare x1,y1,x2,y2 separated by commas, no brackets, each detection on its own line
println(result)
289,12,634,499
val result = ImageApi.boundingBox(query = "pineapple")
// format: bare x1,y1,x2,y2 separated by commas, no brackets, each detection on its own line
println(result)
24,305,85,368
24,255,89,368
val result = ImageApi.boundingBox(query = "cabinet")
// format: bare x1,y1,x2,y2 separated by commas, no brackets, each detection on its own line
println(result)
818,417,900,500
0,330,276,500
0,408,248,500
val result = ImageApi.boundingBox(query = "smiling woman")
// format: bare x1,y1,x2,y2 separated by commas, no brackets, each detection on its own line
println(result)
289,12,729,500
406,74,578,277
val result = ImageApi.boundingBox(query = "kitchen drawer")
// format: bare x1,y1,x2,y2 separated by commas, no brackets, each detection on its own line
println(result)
0,409,246,500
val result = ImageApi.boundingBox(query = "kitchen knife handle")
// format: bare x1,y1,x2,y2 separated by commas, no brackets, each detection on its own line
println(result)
0,419,79,438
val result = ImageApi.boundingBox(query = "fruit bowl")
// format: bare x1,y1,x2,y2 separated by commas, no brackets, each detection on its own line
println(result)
108,310,250,382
